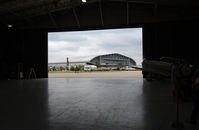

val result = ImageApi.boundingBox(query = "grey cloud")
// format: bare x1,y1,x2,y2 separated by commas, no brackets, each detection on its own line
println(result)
49,33,88,43
48,28,143,64
49,46,80,52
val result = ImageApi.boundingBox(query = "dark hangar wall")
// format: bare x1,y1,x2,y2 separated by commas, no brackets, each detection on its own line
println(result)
0,1,199,80
143,20,199,64
0,30,48,79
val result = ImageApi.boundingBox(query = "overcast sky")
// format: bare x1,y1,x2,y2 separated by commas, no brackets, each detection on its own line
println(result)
48,28,142,65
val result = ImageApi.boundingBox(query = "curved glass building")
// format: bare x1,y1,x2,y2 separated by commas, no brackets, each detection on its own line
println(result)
90,53,136,67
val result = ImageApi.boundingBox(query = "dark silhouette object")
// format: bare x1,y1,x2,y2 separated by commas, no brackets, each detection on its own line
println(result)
171,92,184,129
189,67,199,125
74,66,78,73
189,92,199,124
26,68,37,79
171,62,184,129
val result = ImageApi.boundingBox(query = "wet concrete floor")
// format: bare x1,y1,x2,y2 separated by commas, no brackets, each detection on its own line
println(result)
0,78,198,130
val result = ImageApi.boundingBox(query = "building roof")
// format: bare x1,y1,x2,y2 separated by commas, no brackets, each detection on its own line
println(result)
90,53,136,65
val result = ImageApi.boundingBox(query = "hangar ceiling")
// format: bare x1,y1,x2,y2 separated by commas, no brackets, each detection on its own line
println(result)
0,0,199,30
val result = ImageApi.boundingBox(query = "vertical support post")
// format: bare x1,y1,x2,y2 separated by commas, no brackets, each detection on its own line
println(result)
126,0,129,25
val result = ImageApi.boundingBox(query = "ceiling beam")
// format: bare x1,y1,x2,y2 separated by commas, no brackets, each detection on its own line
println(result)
0,6,34,27
49,13,59,29
99,0,104,26
109,0,154,4
72,7,81,28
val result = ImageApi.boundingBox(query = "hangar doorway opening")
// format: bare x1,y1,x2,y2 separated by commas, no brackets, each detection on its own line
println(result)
48,28,143,78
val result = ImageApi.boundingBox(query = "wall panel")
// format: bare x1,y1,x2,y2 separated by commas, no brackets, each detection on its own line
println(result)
143,20,199,64
0,30,48,79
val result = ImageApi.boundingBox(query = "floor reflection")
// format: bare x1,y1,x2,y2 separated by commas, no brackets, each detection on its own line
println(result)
47,78,145,130
0,78,198,130
0,79,49,130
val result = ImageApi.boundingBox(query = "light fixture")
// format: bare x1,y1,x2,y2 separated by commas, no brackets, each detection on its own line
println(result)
8,24,13,28
82,0,86,3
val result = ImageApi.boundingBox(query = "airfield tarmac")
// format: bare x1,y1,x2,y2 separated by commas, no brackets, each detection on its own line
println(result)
48,71,142,78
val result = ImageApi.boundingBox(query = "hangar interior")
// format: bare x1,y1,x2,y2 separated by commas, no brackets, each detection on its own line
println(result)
0,0,199,130
1,0,199,79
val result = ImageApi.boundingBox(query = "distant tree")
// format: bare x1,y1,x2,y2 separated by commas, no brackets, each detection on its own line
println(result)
60,66,64,71
116,62,123,66
70,66,75,71
52,66,56,71
66,66,69,71
76,65,83,71
95,61,101,67
116,62,123,68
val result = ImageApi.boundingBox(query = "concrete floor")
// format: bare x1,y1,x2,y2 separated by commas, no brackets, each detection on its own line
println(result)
0,78,198,130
